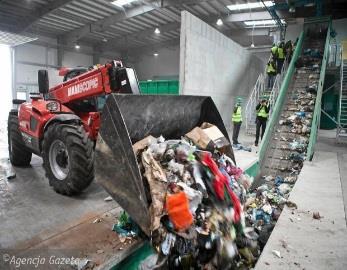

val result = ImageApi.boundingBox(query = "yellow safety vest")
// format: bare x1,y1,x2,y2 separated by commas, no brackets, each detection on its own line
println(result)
232,106,242,123
278,47,285,59
271,46,277,56
267,63,276,74
257,106,268,118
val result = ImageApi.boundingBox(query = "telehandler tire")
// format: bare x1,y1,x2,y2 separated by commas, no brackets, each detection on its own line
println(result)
8,111,32,166
42,123,94,195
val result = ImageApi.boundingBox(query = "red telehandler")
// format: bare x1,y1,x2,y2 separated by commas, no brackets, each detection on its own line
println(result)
7,59,233,234
8,60,140,195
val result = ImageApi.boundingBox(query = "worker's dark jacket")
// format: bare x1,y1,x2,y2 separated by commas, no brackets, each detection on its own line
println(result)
256,104,270,121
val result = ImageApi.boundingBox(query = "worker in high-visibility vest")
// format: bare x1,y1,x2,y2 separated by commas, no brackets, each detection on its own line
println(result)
271,43,278,60
266,59,277,89
255,99,270,146
232,97,242,145
276,41,286,73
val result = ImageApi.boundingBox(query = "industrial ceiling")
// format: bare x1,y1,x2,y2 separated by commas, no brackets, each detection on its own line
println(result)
0,0,346,57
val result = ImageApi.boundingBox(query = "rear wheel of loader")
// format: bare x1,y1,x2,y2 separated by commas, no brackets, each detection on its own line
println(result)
42,123,94,195
7,111,32,166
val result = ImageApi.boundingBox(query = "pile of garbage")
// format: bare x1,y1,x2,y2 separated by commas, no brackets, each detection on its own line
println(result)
132,123,261,269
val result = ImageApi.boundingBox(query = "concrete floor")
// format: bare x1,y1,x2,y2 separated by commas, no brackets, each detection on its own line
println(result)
0,121,139,269
315,129,347,224
228,127,259,170
255,129,347,269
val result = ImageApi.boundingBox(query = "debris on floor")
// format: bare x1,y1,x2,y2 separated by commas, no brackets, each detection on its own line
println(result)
6,168,16,180
112,211,139,239
271,249,281,258
233,143,252,152
92,218,102,224
313,212,323,220
104,196,113,202
71,258,95,270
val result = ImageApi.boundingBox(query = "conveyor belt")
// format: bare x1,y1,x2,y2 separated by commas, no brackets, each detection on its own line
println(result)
258,35,327,184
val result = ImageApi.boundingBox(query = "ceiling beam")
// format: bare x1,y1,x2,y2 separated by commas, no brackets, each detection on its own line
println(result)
226,28,274,37
99,22,180,52
61,0,212,44
122,38,180,59
28,39,120,66
6,0,73,33
224,11,272,22
97,11,275,54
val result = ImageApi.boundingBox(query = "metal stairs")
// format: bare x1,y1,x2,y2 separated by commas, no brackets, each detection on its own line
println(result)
337,58,347,140
245,57,289,135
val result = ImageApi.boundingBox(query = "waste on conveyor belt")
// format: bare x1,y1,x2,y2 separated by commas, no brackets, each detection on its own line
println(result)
244,43,323,266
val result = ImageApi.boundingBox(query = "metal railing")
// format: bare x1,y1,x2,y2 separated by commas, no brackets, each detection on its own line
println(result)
336,44,347,141
245,73,265,134
307,23,331,160
328,43,342,67
258,31,305,162
268,58,289,117
245,55,289,134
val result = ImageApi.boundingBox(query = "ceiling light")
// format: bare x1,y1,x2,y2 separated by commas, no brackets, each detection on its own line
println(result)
102,38,108,42
154,27,160,34
153,53,158,56
216,19,223,26
244,19,285,26
227,1,274,11
75,43,80,49
111,0,137,7
251,43,255,48
289,6,295,13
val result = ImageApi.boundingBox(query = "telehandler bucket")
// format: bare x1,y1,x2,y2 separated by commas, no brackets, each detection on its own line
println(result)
94,94,235,236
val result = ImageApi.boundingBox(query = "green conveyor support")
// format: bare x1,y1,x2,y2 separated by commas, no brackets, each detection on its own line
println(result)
258,18,332,164
307,22,332,160
258,31,305,162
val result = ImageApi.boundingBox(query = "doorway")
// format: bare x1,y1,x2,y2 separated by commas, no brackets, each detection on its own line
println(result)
0,44,12,121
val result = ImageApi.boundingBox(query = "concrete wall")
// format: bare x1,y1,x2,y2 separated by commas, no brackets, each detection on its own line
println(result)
14,43,61,100
133,46,180,81
179,11,265,130
13,36,111,101
332,18,347,44
286,22,303,42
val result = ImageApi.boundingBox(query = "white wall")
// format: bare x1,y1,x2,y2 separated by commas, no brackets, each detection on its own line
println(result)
15,43,60,99
286,23,303,42
14,37,98,101
133,46,180,81
332,18,347,44
179,11,265,130
0,45,13,120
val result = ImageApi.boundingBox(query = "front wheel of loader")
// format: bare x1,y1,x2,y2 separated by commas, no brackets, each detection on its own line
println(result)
8,111,32,166
42,123,94,195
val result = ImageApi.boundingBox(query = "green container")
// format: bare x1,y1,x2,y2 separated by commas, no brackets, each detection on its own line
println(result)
139,80,179,95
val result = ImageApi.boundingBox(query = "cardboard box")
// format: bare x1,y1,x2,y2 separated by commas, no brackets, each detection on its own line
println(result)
185,122,230,152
